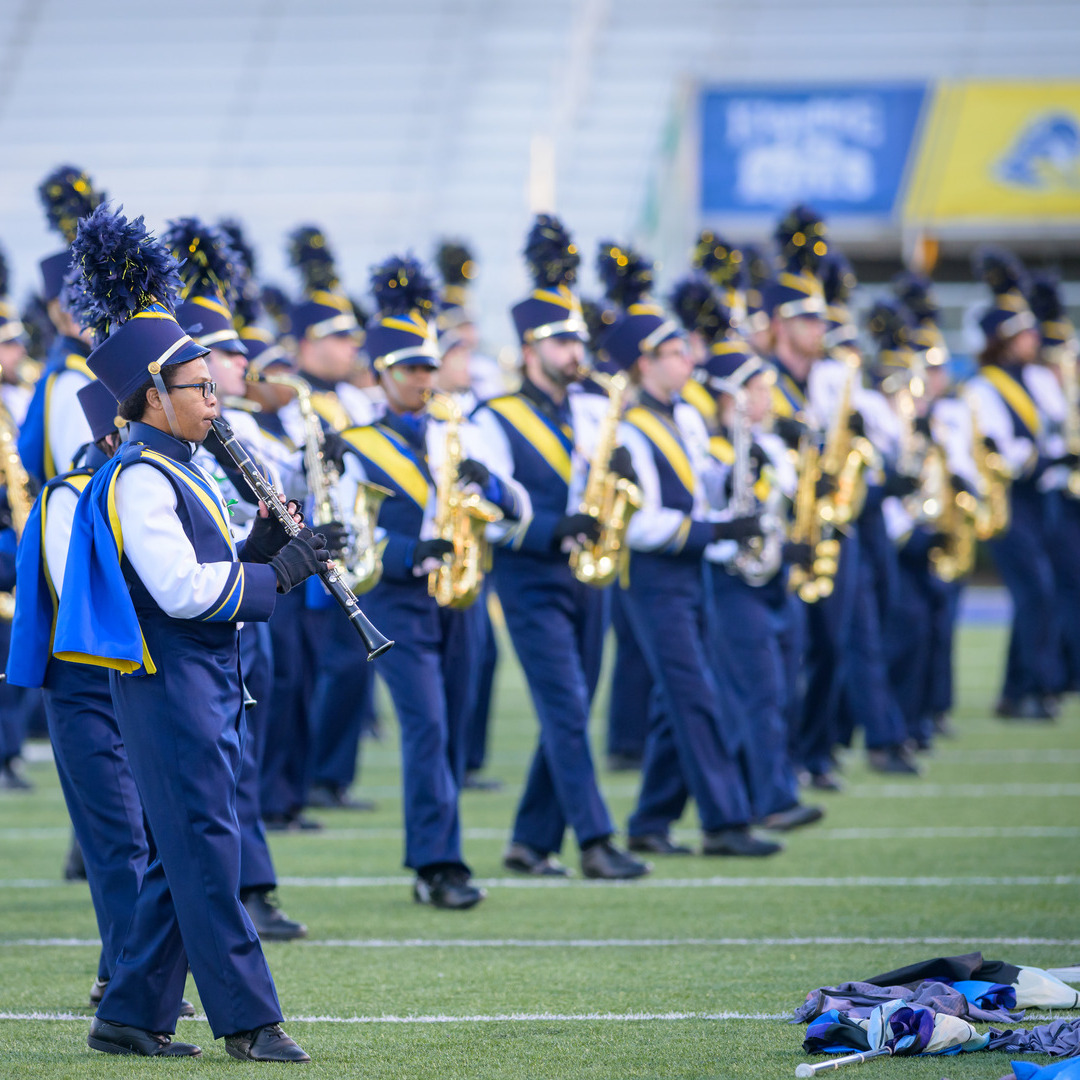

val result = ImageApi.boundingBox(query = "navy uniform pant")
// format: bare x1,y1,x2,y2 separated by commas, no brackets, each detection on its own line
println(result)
989,482,1061,700
493,552,613,855
98,620,281,1039
43,658,148,982
237,623,277,892
706,567,800,820
308,604,375,792
260,589,316,818
605,585,651,761
927,581,961,717
465,583,500,773
886,554,937,745
0,616,44,764
1045,491,1080,691
622,554,751,836
363,580,474,871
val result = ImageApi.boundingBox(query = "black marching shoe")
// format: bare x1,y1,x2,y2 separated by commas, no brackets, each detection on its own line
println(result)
63,834,87,881
413,867,486,910
87,1018,201,1057
503,842,570,877
580,838,651,880
702,827,783,857
463,771,504,792
627,833,692,855
242,888,308,941
758,804,824,831
225,1023,310,1062
306,783,376,811
803,770,843,792
606,752,643,773
866,745,921,775
263,811,324,832
0,757,33,791
89,977,195,1017
996,695,1056,721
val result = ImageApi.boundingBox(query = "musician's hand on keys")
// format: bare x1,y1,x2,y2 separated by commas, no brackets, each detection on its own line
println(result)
269,529,331,593
412,538,455,576
241,499,304,563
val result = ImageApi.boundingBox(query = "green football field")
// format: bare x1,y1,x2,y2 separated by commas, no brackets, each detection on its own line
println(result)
0,618,1077,1079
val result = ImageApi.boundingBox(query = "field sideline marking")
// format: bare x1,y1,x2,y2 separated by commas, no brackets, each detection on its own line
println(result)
3,936,1078,949
0,1011,1068,1025
1,874,1075,890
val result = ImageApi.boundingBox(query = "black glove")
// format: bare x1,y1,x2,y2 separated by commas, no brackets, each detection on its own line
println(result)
950,474,974,496
712,514,763,541
241,500,303,563
320,431,353,473
848,410,866,438
553,513,602,546
458,458,491,489
608,446,638,484
1051,451,1080,469
984,436,1001,454
0,488,10,533
413,538,455,568
774,416,807,449
749,442,768,474
316,519,351,558
269,528,330,593
914,416,933,437
882,472,920,498
782,540,814,568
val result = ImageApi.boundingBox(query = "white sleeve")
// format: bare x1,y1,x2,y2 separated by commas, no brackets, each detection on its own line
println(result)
467,407,536,548
621,422,693,552
965,377,1034,478
43,485,79,598
114,463,241,619
931,398,978,490
49,370,93,474
806,358,847,432
1024,365,1067,459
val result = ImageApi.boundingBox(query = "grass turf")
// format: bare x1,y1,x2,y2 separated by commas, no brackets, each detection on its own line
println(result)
0,620,1077,1078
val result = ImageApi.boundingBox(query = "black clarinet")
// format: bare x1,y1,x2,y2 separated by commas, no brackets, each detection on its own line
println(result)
210,417,394,661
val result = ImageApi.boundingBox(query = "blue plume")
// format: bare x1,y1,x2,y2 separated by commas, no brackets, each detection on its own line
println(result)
217,219,261,325
1029,271,1065,323
38,165,105,244
892,271,939,323
775,204,828,272
692,230,742,288
580,296,617,347
741,245,771,290
63,203,183,344
866,298,911,351
668,276,727,342
218,218,257,278
821,254,857,306
435,240,475,287
596,241,654,309
369,255,437,318
523,214,579,289
162,217,243,305
973,246,1027,296
288,226,340,294
260,284,292,336
20,293,55,360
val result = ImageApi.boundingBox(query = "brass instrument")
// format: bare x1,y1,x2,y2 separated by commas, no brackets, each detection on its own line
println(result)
918,438,979,583
967,400,1011,541
0,397,36,620
729,387,785,586
427,392,502,609
786,436,839,603
570,370,642,587
1056,346,1080,498
816,358,875,531
264,373,391,594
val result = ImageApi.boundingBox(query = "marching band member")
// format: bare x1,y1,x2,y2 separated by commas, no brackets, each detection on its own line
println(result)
471,215,649,880
337,255,508,909
18,166,102,485
594,244,781,858
51,205,320,1060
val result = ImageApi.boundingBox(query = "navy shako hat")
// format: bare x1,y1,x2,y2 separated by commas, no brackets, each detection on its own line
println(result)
974,247,1036,344
241,325,292,377
702,337,765,394
511,214,588,345
0,247,24,344
866,298,915,373
287,226,360,342
892,271,949,366
764,204,828,320
164,218,247,355
76,378,122,442
593,242,682,372
366,255,440,372
1028,271,1076,351
63,204,209,404
821,253,859,349
38,165,105,303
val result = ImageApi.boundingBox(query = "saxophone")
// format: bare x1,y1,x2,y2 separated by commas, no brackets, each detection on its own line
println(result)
263,373,391,594
916,438,978,583
0,398,34,620
570,371,642,587
967,398,1011,541
1055,345,1080,499
786,436,840,603
816,359,875,530
729,387,784,586
427,392,503,609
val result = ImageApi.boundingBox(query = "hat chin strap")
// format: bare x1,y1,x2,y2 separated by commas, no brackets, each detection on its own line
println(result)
150,370,184,439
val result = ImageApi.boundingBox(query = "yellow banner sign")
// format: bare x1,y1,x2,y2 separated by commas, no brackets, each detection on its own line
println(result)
905,80,1080,223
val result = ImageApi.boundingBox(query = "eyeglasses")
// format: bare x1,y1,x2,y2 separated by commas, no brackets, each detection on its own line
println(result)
169,381,217,399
